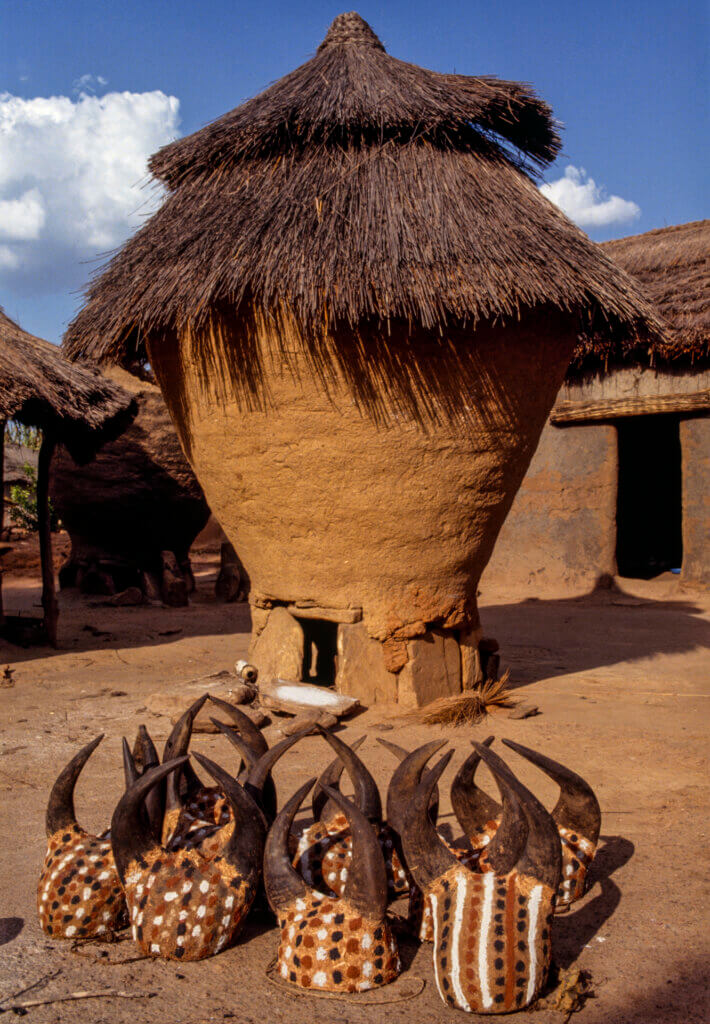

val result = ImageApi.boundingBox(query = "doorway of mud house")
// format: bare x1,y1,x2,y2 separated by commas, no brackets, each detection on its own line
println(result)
298,617,339,686
616,415,683,578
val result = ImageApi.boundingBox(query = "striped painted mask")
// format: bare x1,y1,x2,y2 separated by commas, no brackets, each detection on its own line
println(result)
402,742,561,1014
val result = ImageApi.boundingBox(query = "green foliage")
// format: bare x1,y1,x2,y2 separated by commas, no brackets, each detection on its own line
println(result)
8,463,57,532
5,421,42,450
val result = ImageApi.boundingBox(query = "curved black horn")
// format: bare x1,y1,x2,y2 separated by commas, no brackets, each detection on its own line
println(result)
315,726,381,823
207,695,268,759
246,731,309,822
451,735,501,838
501,738,602,844
400,746,459,888
135,725,163,842
263,777,316,915
320,784,388,920
46,734,104,837
210,717,264,785
110,757,188,884
162,695,208,797
378,736,441,825
472,743,561,890
192,752,266,877
123,737,140,790
384,738,447,836
469,743,528,874
312,734,367,821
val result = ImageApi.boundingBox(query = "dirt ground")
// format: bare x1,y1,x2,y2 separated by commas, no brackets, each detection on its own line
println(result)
0,543,708,1023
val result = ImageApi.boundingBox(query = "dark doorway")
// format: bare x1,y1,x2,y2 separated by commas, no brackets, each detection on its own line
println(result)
298,617,338,685
616,415,683,578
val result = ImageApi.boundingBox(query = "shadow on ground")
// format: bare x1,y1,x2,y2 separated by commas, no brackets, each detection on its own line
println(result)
481,587,707,688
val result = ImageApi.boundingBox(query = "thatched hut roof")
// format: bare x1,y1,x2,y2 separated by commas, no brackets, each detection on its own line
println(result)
1,308,136,462
598,220,709,367
64,11,662,395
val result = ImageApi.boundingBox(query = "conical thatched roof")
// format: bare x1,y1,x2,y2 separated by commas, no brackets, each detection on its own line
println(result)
598,220,709,367
1,308,136,462
64,12,663,385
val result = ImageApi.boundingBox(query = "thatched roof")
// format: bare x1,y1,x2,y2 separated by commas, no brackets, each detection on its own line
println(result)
598,220,709,367
64,11,662,401
1,308,136,462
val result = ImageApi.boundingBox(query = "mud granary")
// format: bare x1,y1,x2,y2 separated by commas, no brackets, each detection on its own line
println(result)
64,12,662,704
485,220,709,593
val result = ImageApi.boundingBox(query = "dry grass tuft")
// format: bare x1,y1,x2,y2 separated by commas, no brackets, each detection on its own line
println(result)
405,671,515,726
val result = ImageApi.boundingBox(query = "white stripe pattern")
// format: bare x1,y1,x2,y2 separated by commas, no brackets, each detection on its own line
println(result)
526,884,543,1004
429,893,446,1003
478,871,496,1009
450,872,471,1011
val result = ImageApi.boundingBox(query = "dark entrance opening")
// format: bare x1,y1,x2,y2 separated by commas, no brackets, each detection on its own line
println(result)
298,617,339,686
616,415,683,578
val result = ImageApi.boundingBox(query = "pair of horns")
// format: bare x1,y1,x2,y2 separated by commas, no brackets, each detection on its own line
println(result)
312,728,382,823
111,753,266,884
378,737,443,832
401,743,561,890
452,738,601,844
212,710,311,823
264,778,388,919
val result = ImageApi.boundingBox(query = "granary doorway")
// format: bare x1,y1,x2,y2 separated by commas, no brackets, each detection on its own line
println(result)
298,616,339,686
616,415,683,578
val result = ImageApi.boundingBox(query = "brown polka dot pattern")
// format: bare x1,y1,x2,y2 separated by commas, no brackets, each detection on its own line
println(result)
37,824,127,940
123,841,256,960
294,814,408,899
276,891,400,991
556,826,596,910
426,864,555,1014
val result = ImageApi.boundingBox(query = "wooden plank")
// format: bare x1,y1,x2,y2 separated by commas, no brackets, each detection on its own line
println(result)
37,435,58,648
550,390,710,424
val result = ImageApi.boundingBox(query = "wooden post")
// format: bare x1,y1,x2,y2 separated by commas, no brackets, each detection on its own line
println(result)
37,434,58,647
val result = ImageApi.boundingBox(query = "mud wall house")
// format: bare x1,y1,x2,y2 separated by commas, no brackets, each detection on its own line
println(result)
64,12,662,705
483,220,709,593
0,308,136,645
49,366,210,604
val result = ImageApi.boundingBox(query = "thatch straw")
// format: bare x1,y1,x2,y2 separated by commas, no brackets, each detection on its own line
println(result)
404,673,515,726
588,219,709,370
0,308,136,462
64,11,664,409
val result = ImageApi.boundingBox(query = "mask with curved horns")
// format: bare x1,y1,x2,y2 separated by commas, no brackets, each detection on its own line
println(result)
38,735,128,941
111,753,265,961
264,778,400,992
401,743,561,1014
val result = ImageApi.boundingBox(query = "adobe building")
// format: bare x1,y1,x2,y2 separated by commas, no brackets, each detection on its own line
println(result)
483,220,708,593
65,13,661,704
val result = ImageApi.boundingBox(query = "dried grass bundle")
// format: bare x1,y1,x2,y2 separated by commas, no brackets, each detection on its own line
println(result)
64,12,664,387
0,308,135,462
405,672,515,726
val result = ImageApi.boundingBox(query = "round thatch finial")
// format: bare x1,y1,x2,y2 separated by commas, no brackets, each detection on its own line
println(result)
318,12,385,53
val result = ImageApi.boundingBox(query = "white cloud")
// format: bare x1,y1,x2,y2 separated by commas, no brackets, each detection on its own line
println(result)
73,74,109,95
540,165,640,228
0,89,180,294
0,188,45,240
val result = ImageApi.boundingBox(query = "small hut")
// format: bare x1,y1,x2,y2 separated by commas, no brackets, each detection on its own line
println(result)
484,219,709,592
50,366,210,603
0,308,136,644
64,13,662,704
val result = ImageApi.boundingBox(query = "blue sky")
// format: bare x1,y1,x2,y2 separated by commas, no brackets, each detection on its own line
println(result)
1,0,707,343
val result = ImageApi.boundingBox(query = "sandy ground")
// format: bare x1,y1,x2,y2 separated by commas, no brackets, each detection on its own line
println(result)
0,545,708,1023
